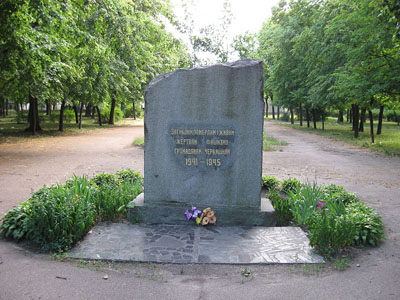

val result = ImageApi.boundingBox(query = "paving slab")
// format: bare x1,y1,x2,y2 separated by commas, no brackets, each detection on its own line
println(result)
67,223,324,264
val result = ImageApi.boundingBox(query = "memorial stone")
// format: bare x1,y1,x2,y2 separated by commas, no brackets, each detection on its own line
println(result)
128,59,275,226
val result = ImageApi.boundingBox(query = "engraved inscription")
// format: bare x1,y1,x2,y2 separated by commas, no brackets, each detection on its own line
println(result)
169,123,236,170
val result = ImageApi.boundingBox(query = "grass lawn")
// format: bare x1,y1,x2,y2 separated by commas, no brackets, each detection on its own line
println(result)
0,110,133,144
263,131,288,151
270,117,400,156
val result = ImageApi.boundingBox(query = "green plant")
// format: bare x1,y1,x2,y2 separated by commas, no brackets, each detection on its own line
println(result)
24,178,97,251
0,170,143,252
0,201,32,240
331,256,350,271
323,184,359,205
307,209,357,258
101,106,123,123
268,190,292,225
64,109,75,123
288,182,323,226
280,111,290,122
262,175,280,191
281,178,301,194
115,169,143,184
91,173,120,187
346,202,384,247
262,132,288,151
132,137,144,146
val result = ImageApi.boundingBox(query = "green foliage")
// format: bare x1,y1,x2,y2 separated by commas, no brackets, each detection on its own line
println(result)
23,177,96,252
0,170,143,252
115,169,143,185
267,190,293,226
288,182,324,226
307,209,357,258
346,202,384,247
262,175,280,191
100,106,123,124
280,112,290,122
323,184,359,205
262,132,288,151
0,201,32,240
281,178,302,194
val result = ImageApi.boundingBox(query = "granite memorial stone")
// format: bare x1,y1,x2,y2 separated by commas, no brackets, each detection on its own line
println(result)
128,59,275,226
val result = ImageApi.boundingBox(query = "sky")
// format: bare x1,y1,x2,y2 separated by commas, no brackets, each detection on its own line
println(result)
169,0,281,36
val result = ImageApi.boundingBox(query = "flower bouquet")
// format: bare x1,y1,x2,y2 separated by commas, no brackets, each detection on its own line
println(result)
185,206,216,226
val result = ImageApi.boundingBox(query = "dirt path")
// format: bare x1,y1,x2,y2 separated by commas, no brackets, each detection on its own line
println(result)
1,120,400,300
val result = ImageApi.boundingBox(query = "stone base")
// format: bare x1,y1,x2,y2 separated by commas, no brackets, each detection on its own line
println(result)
127,193,276,227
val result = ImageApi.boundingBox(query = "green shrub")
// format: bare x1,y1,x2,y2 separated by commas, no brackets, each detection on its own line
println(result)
123,103,143,119
307,209,357,258
262,175,280,191
0,170,143,252
0,201,32,240
323,184,359,205
91,173,120,187
24,177,96,251
268,190,292,225
385,110,399,123
346,202,384,247
115,169,143,185
288,182,324,226
100,106,123,123
280,111,290,122
281,178,302,194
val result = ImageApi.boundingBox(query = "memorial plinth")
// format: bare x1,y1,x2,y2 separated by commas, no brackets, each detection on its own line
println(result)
128,60,275,226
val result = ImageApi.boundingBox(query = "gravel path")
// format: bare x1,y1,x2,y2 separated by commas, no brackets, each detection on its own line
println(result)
0,120,399,300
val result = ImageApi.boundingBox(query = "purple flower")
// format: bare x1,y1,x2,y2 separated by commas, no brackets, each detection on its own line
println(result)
185,209,193,220
192,209,201,218
317,201,325,208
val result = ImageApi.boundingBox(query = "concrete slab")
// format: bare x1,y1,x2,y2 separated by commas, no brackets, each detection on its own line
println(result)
67,223,324,264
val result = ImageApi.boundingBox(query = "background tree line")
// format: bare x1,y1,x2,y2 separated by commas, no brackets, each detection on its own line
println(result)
0,0,190,134
235,0,400,142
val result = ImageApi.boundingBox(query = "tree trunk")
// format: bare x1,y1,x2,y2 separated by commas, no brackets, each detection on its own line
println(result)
369,98,375,143
322,112,325,130
0,97,5,117
109,96,116,125
277,107,280,120
377,105,384,135
265,99,268,118
359,108,366,132
369,108,374,143
312,109,317,129
46,101,51,115
85,104,92,117
26,93,41,135
78,102,84,129
349,108,353,123
272,106,275,119
346,109,349,122
290,108,294,124
96,106,102,126
299,103,303,126
132,99,137,120
337,110,344,123
306,108,310,128
73,105,79,124
5,99,8,116
353,104,360,138
59,100,66,132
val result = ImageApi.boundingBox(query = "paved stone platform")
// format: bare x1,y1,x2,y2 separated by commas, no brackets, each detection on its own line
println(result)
67,223,324,264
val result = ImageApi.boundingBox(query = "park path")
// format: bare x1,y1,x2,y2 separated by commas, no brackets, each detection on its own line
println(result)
0,120,400,300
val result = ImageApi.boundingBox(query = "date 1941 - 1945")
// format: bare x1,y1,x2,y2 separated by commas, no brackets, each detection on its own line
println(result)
185,157,222,167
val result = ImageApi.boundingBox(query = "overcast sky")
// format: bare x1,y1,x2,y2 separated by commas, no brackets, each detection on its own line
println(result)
169,0,280,36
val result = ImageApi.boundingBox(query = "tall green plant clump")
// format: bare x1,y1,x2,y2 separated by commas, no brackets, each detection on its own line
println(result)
264,175,385,258
0,169,143,252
